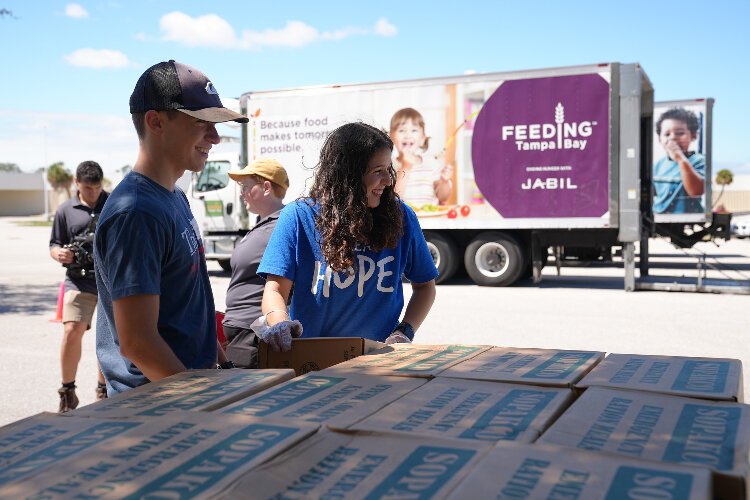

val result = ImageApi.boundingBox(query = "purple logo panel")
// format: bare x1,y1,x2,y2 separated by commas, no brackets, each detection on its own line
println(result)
472,74,610,218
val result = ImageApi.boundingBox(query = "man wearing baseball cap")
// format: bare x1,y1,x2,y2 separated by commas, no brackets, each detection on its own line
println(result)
222,159,290,367
94,60,246,394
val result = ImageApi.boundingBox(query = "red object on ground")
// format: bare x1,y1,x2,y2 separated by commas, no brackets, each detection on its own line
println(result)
447,208,458,219
50,282,64,323
216,311,227,348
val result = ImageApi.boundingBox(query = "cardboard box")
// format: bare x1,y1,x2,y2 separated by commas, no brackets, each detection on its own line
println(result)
217,429,492,499
538,387,750,499
70,368,296,418
0,412,142,484
259,337,385,376
447,441,712,499
321,343,491,378
1,411,318,498
219,372,426,428
576,353,744,402
437,346,604,388
351,378,574,443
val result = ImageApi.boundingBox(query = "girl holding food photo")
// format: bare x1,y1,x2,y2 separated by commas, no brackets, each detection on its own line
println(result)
389,107,454,211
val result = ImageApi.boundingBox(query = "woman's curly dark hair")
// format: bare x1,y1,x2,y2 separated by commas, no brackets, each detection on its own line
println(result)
309,122,404,272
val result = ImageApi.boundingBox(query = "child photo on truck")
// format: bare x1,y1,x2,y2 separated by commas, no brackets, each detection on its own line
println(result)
653,107,706,214
389,107,454,211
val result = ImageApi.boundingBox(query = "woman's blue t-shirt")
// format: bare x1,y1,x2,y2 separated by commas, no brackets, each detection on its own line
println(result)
258,199,438,341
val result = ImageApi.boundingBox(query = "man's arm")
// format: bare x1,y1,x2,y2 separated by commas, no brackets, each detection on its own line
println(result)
113,294,186,381
49,210,74,264
50,245,74,265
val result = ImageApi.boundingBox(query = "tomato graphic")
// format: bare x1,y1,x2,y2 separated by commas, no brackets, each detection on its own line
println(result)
447,208,458,219
460,205,471,217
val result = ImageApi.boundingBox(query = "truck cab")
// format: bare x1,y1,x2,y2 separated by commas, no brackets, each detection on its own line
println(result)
185,152,247,271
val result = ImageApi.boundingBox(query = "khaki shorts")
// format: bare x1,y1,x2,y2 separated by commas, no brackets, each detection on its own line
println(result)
62,290,97,329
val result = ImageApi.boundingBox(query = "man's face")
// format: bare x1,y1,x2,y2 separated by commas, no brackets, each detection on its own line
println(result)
76,180,102,206
162,111,221,173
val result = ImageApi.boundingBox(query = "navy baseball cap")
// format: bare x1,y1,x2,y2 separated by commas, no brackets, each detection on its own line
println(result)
129,60,248,124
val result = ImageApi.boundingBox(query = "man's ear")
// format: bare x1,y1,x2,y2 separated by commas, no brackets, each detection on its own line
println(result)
144,110,165,136
262,180,273,195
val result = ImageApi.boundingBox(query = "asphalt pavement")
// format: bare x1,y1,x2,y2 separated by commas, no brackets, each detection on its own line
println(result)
1,215,748,427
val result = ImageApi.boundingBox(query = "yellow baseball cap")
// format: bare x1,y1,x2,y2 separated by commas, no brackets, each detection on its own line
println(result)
228,158,290,193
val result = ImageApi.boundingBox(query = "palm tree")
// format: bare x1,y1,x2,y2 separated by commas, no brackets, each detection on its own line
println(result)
46,162,74,198
713,168,734,209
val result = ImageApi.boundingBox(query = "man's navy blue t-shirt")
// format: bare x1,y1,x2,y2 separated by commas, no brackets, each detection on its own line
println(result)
94,172,216,394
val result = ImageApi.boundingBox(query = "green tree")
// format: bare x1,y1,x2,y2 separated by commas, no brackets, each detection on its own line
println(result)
0,162,21,173
47,162,74,198
713,168,734,208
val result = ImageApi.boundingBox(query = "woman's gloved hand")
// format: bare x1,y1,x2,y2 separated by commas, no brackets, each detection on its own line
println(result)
384,331,411,345
259,320,303,352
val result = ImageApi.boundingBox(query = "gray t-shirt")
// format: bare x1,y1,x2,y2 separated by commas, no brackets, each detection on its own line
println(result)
223,208,282,331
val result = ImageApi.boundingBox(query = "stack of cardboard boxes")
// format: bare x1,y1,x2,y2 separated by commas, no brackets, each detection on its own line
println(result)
0,343,746,498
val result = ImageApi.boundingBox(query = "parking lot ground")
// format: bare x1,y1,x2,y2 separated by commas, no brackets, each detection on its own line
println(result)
1,216,748,427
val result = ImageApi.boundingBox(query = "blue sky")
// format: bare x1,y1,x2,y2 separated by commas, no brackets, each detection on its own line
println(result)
1,0,748,177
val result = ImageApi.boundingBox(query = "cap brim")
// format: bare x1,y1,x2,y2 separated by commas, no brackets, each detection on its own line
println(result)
227,168,257,182
178,108,249,124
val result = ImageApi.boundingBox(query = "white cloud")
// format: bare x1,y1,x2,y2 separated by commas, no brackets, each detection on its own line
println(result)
241,21,319,48
321,26,368,41
65,3,89,19
373,18,397,37
0,109,240,176
0,110,137,175
160,11,238,49
64,49,131,69
155,12,397,50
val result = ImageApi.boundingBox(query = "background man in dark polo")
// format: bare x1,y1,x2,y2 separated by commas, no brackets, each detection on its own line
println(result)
49,160,109,412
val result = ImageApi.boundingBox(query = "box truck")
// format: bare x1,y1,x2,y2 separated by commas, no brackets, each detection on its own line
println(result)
184,151,247,272
186,62,730,290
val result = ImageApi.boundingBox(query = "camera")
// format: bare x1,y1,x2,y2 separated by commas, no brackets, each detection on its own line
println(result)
64,214,97,278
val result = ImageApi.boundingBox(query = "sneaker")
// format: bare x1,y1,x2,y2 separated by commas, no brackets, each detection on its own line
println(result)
95,384,108,401
58,386,79,414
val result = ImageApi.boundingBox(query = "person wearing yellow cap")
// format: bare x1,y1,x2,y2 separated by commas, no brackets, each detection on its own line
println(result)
222,158,290,367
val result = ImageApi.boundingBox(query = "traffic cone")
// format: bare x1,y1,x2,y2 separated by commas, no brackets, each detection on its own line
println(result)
50,282,64,323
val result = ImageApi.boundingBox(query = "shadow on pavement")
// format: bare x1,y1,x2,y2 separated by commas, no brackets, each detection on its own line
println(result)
0,283,59,315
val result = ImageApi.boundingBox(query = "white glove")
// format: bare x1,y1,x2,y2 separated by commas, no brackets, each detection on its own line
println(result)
384,331,412,345
260,320,303,352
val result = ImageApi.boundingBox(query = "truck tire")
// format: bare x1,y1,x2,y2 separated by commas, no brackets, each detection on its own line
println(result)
218,259,232,273
424,232,459,284
464,232,524,287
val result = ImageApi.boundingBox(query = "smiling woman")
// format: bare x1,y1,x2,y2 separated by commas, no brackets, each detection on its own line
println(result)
255,122,439,350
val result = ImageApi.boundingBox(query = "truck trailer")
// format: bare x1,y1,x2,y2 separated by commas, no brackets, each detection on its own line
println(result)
186,62,730,290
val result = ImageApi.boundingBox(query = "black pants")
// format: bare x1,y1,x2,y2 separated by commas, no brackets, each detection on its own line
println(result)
222,324,259,368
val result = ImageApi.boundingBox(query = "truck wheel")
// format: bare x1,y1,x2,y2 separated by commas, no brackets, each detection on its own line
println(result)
218,259,232,273
464,232,524,286
424,232,459,284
